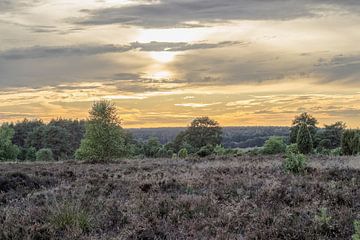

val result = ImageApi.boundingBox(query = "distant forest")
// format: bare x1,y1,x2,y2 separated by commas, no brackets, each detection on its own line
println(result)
129,126,290,148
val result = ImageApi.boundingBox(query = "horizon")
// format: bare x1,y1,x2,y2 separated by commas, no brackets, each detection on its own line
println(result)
1,1,360,127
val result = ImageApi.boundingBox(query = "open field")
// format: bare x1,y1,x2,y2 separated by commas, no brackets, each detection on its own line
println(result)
1,156,360,239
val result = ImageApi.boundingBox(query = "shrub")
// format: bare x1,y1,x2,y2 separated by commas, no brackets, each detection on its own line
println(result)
178,148,188,158
196,145,213,157
297,123,313,154
262,136,286,155
283,153,307,174
213,145,226,156
143,137,162,158
286,143,299,156
353,220,360,240
75,101,127,162
341,129,360,156
36,148,54,161
331,147,342,156
26,147,37,161
155,147,172,158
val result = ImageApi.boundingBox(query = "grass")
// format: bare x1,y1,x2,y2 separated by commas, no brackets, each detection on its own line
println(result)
0,155,359,239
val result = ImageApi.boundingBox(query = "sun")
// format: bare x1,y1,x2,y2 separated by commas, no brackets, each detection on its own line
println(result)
150,51,177,63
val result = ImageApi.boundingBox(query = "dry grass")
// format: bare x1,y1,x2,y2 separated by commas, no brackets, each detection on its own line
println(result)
0,155,359,239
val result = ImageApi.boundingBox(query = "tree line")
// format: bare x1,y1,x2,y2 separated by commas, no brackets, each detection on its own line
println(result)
0,101,359,162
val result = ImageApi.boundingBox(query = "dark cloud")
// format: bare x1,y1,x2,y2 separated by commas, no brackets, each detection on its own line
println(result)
0,41,242,60
76,0,360,28
0,0,44,13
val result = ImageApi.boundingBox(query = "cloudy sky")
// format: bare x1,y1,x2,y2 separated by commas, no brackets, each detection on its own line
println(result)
1,0,360,127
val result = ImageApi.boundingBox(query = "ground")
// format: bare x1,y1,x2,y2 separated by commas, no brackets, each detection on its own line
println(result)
0,155,359,239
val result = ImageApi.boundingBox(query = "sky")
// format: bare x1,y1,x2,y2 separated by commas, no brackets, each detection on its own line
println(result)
0,0,360,128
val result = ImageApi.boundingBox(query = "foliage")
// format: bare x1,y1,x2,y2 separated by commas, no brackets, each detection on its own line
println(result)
184,117,222,152
353,220,360,240
341,129,360,156
286,144,299,156
0,124,19,161
36,148,54,161
214,144,226,156
143,137,162,158
315,122,346,149
262,136,286,155
75,101,128,162
10,119,44,148
331,147,342,156
297,123,313,154
315,208,332,228
196,144,214,157
18,147,37,161
283,153,308,174
290,112,318,144
178,148,188,158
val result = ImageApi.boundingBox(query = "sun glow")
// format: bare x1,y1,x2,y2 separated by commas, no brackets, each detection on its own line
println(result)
147,71,172,80
150,51,178,63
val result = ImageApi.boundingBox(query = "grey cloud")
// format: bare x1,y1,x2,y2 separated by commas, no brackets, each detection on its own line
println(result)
76,0,360,28
0,0,44,13
0,41,242,60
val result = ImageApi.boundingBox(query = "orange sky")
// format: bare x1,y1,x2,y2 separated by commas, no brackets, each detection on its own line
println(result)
0,0,360,128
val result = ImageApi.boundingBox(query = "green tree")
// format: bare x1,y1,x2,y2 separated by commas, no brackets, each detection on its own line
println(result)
143,137,162,158
297,123,313,154
75,100,127,162
290,113,318,144
315,121,346,149
0,124,19,161
184,117,222,152
262,136,287,155
341,129,360,156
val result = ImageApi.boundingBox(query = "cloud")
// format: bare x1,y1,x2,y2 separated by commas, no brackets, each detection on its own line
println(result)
0,41,242,60
175,102,222,108
76,0,360,28
0,0,44,13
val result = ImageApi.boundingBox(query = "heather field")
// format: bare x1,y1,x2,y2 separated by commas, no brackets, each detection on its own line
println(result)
1,155,360,240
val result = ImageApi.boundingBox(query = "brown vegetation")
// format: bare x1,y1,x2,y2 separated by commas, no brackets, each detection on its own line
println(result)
0,156,359,239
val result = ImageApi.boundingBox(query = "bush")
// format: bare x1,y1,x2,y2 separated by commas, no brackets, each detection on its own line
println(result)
341,129,360,156
196,145,213,157
36,148,54,161
353,220,360,240
331,147,342,156
155,147,172,158
297,123,313,154
262,136,286,155
283,153,307,174
26,147,37,161
286,144,299,156
213,145,226,156
178,148,188,158
143,137,162,158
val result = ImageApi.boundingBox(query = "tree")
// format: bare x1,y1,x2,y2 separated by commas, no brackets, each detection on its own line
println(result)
43,126,71,160
75,100,127,162
290,113,318,144
315,121,346,149
183,117,222,152
143,137,162,158
297,123,313,154
0,124,19,161
262,136,287,155
11,119,44,148
341,129,360,156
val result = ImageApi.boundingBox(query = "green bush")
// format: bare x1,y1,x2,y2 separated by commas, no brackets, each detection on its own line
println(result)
214,145,226,156
36,148,54,161
330,147,342,156
286,144,299,156
143,137,162,158
155,147,172,158
262,136,286,155
26,147,37,161
283,153,307,174
341,129,360,156
353,220,360,240
178,148,188,159
196,145,213,157
297,123,313,154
